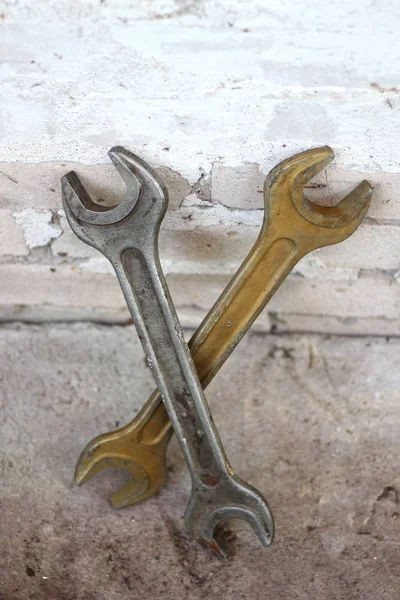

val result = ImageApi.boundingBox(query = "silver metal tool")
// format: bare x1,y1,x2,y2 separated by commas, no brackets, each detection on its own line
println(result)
61,147,274,559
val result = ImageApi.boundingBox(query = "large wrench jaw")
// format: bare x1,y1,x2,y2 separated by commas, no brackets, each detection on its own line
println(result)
264,145,373,246
75,452,150,507
74,388,171,507
185,477,274,560
75,420,169,508
61,146,169,257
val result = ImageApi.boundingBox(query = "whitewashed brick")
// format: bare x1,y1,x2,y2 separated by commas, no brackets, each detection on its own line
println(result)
12,208,62,249
160,217,397,274
177,306,400,337
0,210,28,256
315,225,400,271
2,158,400,220
160,224,363,279
159,224,256,275
52,215,99,259
1,264,398,321
0,304,130,323
0,264,122,309
0,162,189,212
212,163,400,221
212,162,265,210
0,163,118,211
167,273,400,322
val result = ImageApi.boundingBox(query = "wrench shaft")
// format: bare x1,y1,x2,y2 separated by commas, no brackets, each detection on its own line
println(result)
140,233,298,445
116,246,229,485
192,236,297,385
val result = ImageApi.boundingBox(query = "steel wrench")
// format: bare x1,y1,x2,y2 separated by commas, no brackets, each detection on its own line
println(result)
62,147,274,558
73,146,372,513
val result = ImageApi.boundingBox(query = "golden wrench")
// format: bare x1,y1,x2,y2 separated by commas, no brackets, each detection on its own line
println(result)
75,146,372,508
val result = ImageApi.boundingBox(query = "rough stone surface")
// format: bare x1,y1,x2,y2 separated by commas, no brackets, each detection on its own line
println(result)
0,323,399,599
1,265,399,336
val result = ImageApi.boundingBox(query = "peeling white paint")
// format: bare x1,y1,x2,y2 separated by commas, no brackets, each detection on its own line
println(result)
12,209,63,249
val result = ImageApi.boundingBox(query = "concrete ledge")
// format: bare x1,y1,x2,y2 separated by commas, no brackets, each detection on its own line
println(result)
1,269,399,336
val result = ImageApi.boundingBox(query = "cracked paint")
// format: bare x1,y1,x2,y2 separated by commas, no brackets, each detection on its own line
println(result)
12,208,63,249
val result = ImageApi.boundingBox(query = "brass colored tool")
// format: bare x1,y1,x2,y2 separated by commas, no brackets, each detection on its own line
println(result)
75,146,372,508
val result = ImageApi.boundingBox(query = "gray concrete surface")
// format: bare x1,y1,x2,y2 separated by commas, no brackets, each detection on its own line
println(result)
0,323,399,599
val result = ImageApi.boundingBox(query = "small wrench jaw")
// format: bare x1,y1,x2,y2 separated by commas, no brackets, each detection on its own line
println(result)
61,170,141,229
198,507,273,560
108,146,168,209
291,174,372,232
74,424,169,508
61,147,169,253
264,145,372,243
185,480,274,560
75,454,165,509
74,391,172,507
75,453,150,507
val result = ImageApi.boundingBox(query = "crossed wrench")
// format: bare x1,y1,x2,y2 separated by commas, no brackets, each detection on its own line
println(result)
62,148,275,559
64,146,372,556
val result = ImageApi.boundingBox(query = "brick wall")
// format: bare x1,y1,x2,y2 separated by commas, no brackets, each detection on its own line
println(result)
0,0,399,334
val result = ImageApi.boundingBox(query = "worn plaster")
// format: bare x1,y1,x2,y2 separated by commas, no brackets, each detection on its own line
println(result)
12,209,63,249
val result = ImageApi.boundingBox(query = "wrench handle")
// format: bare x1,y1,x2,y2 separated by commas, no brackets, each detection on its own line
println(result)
114,247,231,486
141,233,299,444
191,235,297,385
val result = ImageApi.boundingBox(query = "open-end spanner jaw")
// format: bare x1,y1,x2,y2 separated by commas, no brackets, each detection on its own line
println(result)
265,145,373,239
185,475,274,560
75,445,151,508
74,406,169,508
62,146,168,255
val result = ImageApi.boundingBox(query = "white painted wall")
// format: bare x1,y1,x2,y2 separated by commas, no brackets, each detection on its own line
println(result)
0,0,399,333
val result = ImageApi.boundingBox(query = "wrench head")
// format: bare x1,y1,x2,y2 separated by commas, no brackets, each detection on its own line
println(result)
185,476,274,560
74,394,172,508
76,450,150,508
61,146,169,254
264,146,372,247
